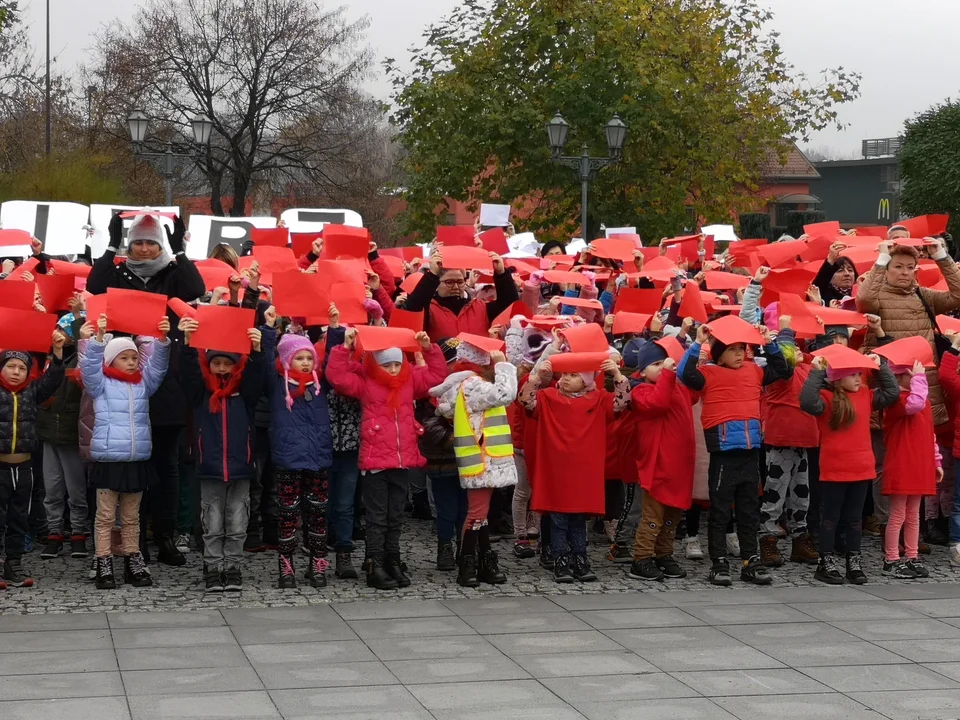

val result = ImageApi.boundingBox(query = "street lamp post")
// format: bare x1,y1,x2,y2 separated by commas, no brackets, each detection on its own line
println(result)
127,111,214,206
546,112,628,242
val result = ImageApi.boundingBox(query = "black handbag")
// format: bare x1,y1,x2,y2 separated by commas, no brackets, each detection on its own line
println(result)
916,288,952,360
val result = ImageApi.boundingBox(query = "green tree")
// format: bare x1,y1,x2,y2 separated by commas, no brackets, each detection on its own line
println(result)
0,151,127,205
387,0,860,242
900,99,960,238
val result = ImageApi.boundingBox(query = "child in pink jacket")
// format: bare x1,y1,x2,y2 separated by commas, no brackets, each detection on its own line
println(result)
325,329,447,590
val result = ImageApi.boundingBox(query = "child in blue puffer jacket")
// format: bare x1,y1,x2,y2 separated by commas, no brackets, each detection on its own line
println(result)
179,315,268,594
80,313,171,590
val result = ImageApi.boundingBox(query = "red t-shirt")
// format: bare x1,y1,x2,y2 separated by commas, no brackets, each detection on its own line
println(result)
817,388,875,482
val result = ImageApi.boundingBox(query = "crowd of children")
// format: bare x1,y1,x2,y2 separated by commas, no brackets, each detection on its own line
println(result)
0,213,958,593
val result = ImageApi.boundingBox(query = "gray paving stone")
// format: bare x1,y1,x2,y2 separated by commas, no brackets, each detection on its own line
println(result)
116,644,251,671
546,593,672,611
717,621,862,647
680,603,817,626
760,641,910,667
269,686,433,720
0,613,108,631
347,615,475,640
126,690,280,719
849,689,960,719
574,697,738,720
875,639,960,663
1,629,112,652
107,610,225,628
896,598,960,618
242,640,377,666
462,611,593,634
659,589,783,606
430,708,587,720
333,599,453,621
713,693,885,719
407,679,568,711
831,617,960,642
924,662,960,683
933,616,960,630
0,697,131,720
519,651,657,678
488,630,625,657
111,626,237,649
603,625,743,652
755,586,878,603
253,660,399,690
633,644,783,672
440,596,565,616
672,668,830,696
386,654,531,684
0,671,123,701
0,649,118,675
121,666,264,695
364,634,503,662
230,621,358,645
860,583,960,601
788,600,927,622
540,672,698,702
220,605,340,625
803,663,960,692
573,607,703,630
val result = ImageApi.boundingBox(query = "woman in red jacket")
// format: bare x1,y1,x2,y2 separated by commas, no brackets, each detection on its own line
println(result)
800,350,899,585
883,360,940,579
325,330,447,590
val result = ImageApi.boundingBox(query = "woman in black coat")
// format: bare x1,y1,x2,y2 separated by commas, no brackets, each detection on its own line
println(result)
87,212,205,566
813,241,858,306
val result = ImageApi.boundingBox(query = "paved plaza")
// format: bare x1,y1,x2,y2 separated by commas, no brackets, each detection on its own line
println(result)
4,520,960,718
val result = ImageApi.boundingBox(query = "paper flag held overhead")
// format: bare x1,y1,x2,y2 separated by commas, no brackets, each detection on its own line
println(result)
190,306,256,355
250,227,290,248
811,343,878,373
436,226,477,247
35,273,75,311
478,228,510,255
589,238,636,262
388,308,425,333
167,298,197,319
615,288,664,315
705,315,765,346
543,270,588,285
0,281,35,310
549,352,609,373
436,246,494,272
104,288,168,338
677,281,709,324
612,312,652,335
557,296,603,310
355,325,420,353
560,323,609,353
873,335,935,369
656,336,685,364
0,308,57,353
457,332,505,353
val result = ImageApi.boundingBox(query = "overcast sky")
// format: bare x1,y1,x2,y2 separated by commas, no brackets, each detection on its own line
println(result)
21,0,960,157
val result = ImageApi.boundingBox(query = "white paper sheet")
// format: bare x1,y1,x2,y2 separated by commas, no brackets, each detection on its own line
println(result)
185,216,279,260
700,224,738,242
605,227,636,238
1,200,91,255
479,203,511,227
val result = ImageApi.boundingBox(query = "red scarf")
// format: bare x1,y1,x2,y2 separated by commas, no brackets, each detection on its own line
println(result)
0,377,26,394
275,358,320,402
200,354,248,413
364,353,411,410
103,365,143,384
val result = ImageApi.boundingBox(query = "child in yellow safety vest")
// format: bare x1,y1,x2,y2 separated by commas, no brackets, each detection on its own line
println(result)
429,334,518,588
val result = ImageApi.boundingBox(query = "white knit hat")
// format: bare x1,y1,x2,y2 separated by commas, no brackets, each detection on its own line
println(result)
104,337,138,367
456,340,491,366
128,215,165,246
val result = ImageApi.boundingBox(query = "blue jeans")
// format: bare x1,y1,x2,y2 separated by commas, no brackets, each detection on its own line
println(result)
951,460,960,543
551,513,587,557
429,467,466,544
329,451,359,552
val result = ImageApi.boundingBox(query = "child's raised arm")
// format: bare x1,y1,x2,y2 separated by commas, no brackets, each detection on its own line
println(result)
460,353,517,413
325,328,365,399
903,362,930,416
799,357,828,416
519,362,550,413
872,358,900,411
79,338,107,398
411,337,449,399
678,325,709,391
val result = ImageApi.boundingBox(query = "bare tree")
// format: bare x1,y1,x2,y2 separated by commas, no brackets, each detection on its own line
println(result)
86,0,380,216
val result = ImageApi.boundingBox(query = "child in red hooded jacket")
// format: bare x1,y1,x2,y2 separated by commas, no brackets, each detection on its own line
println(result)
326,328,447,590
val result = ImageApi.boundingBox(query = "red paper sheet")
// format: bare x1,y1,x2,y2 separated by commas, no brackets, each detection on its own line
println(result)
803,221,840,236
0,282,35,310
322,227,371,261
557,296,603,310
190,306,256,355
271,271,330,316
589,239,635,262
561,323,609,352
195,259,236,292
252,246,298,276
0,229,35,247
400,272,425,294
612,312,651,335
355,325,420,352
0,309,57,352
677,281,708,324
250,227,289,248
291,232,322,259
874,335,935,368
704,272,751,290
615,288,664,314
478,228,509,256
543,270,587,285
328,283,367,325
35,273,75,311
436,226,477,247
105,288,168,337
705,315,764,346
436,246,494,272
389,308,425,333
549,352,608,373
167,298,197,319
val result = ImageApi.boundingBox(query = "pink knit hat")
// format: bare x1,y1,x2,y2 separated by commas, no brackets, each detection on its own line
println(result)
276,334,320,410
826,367,862,383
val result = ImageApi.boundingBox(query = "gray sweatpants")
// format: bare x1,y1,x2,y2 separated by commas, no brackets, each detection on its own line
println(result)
200,477,251,572
42,444,89,536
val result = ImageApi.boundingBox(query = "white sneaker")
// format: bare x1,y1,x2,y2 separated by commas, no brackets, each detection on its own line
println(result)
174,534,191,553
950,543,960,567
88,556,97,581
684,536,704,560
726,533,741,558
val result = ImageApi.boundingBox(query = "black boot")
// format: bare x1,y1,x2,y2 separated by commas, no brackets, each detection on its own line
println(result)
925,519,948,546
156,536,186,566
385,553,411,588
458,529,480,588
277,554,297,589
123,552,153,587
436,541,456,571
305,554,328,588
95,556,116,590
365,555,399,590
476,525,505,584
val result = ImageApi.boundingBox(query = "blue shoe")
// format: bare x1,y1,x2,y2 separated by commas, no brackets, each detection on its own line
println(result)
24,533,33,553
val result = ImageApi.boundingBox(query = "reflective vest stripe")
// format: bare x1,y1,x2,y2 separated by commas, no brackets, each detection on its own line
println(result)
452,383,514,478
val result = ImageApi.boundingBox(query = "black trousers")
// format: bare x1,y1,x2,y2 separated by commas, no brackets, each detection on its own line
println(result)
819,480,870,556
0,461,32,561
707,449,761,562
145,425,182,540
249,426,278,541
362,469,409,558
807,448,821,536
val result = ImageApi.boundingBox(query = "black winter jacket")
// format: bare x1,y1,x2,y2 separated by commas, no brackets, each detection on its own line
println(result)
37,344,82,446
87,248,205,427
415,399,454,464
0,356,65,454
180,344,267,482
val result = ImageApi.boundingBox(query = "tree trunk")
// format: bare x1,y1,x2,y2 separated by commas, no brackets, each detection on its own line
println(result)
230,171,249,217
209,171,224,216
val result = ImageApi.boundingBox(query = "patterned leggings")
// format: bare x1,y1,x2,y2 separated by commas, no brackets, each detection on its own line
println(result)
275,468,329,557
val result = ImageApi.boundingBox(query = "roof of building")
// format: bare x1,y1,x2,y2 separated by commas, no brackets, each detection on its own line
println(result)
812,157,899,169
762,142,821,180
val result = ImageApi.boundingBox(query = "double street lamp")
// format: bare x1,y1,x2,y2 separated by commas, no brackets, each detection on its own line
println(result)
127,111,215,206
546,112,628,242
